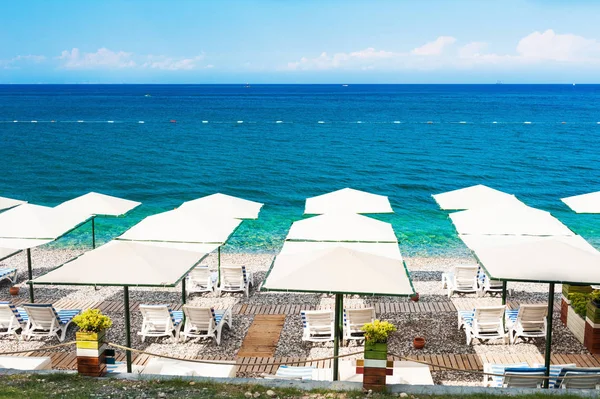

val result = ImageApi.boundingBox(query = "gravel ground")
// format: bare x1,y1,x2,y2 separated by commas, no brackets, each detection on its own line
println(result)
0,249,590,387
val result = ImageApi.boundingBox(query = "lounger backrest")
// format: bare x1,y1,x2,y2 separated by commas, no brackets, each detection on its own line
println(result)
344,308,375,330
0,302,23,324
556,367,600,389
183,306,216,331
190,266,211,281
302,310,334,332
473,306,505,333
518,304,547,331
503,367,546,388
139,305,176,326
454,265,478,289
23,304,60,329
533,363,576,388
221,266,246,288
487,362,528,387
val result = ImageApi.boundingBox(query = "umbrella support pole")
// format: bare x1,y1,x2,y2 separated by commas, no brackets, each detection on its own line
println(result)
91,217,96,249
501,281,507,305
182,278,186,304
217,246,221,286
27,249,34,303
543,283,555,388
333,293,341,381
124,286,132,373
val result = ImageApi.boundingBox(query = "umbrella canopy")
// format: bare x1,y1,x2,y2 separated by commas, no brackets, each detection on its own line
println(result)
286,213,397,243
473,238,600,285
562,191,600,214
0,196,26,212
55,192,141,217
450,204,574,236
178,193,263,219
263,245,413,296
0,204,92,249
32,240,216,287
460,234,599,253
433,184,522,210
280,240,403,260
304,188,393,215
0,247,20,262
118,209,242,244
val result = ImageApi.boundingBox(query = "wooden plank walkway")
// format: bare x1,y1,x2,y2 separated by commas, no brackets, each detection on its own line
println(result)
237,314,285,358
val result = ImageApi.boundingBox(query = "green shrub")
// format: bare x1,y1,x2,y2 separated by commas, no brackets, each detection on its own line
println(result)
361,320,396,343
590,290,600,305
72,309,112,333
569,292,591,319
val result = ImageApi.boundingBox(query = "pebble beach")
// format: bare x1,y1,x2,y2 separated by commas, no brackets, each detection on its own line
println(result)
0,247,586,386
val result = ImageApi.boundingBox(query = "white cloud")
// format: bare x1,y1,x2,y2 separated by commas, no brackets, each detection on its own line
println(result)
1,54,46,69
516,29,600,62
459,42,489,58
58,48,136,69
411,36,457,56
287,47,397,71
142,54,204,70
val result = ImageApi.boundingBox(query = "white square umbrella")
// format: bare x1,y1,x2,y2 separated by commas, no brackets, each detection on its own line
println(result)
432,184,522,210
562,191,600,214
178,193,263,219
0,196,26,212
449,204,574,236
32,240,217,373
55,192,141,249
304,188,393,214
470,236,600,384
286,213,397,243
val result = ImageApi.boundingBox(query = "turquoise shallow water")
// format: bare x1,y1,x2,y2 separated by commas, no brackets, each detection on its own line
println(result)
1,84,599,255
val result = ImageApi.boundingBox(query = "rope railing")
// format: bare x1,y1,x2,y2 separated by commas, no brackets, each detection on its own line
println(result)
1,342,599,381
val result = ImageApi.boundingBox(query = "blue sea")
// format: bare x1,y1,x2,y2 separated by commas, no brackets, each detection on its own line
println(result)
1,84,599,256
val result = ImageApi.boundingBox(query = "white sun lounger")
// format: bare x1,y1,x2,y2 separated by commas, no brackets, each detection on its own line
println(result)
441,265,479,298
483,362,528,387
0,268,17,285
263,365,316,380
502,367,547,388
508,304,548,344
343,307,375,343
301,310,334,342
458,306,507,345
21,304,81,342
0,302,26,336
478,269,504,297
187,265,216,295
533,363,577,388
180,305,232,345
555,367,600,389
218,265,253,297
0,356,52,370
138,305,183,342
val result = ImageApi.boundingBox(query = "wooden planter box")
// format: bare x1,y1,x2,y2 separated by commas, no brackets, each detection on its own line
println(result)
562,284,593,297
566,306,586,344
76,330,107,377
584,302,600,354
363,342,388,392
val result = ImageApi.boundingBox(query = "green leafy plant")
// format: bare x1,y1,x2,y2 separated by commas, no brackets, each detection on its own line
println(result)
590,290,600,305
569,292,591,319
72,309,112,333
361,320,397,343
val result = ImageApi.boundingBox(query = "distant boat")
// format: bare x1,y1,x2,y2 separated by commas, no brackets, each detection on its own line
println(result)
342,84,349,87
144,94,151,97
496,80,503,85
245,83,251,88
573,83,576,86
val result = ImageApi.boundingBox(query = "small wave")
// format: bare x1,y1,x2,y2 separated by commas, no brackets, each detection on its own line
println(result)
107,121,114,123
524,121,532,124
393,121,401,124
31,120,37,123
275,121,283,124
138,121,145,124
202,121,208,124
317,121,325,124
237,120,243,124
459,121,467,124
77,120,84,123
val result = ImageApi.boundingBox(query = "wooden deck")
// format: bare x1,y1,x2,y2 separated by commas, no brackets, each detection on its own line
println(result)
237,314,286,357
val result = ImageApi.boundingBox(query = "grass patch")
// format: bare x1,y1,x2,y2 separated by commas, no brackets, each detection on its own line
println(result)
0,373,591,398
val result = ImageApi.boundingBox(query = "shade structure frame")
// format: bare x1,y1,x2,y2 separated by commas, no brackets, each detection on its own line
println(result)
0,196,26,212
0,248,21,262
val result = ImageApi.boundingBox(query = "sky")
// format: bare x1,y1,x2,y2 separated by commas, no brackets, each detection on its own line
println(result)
2,0,600,83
